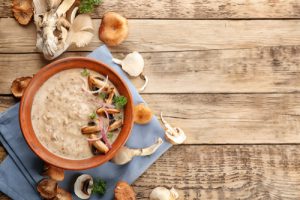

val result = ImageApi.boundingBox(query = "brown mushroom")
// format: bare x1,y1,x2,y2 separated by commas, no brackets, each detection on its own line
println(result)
96,107,120,115
81,125,101,135
108,119,123,131
88,76,109,91
114,181,136,200
37,178,58,199
52,188,72,200
105,87,115,104
99,12,129,46
10,76,32,98
43,163,65,181
12,0,33,25
89,134,109,154
134,104,153,124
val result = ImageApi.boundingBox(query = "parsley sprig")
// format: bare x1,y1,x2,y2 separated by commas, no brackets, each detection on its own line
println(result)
113,95,127,109
81,68,90,77
92,179,106,196
79,0,102,13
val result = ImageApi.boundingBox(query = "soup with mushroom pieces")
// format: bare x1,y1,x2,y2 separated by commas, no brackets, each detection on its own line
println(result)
31,68,126,160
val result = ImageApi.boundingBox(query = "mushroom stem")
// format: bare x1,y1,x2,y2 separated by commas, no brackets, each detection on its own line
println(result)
90,134,109,154
96,107,120,115
81,125,101,134
112,58,122,65
138,74,149,92
132,137,163,156
108,120,123,131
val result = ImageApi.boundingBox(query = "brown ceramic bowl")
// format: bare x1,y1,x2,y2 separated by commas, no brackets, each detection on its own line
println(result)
19,57,134,170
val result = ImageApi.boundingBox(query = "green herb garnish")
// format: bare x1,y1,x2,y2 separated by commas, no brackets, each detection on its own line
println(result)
79,0,102,13
98,92,107,100
113,95,127,109
89,112,97,120
81,68,90,77
92,178,106,195
107,132,113,140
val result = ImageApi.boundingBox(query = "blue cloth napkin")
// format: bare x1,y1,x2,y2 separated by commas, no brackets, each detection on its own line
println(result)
0,45,172,200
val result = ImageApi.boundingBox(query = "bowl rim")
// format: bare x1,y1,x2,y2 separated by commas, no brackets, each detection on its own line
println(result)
19,57,134,170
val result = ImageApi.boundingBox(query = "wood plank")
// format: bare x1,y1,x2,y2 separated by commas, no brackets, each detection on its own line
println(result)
2,46,300,94
2,18,300,53
3,0,300,19
2,145,300,199
2,93,300,144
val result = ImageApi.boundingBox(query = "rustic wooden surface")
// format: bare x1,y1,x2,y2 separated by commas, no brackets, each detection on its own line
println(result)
2,0,300,199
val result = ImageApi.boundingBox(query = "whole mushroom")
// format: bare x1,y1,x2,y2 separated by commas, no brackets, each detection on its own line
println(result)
11,76,32,98
150,187,179,200
12,0,33,25
114,181,136,200
37,178,58,199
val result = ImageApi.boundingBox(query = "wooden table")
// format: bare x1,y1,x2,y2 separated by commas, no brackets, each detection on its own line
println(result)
2,0,300,199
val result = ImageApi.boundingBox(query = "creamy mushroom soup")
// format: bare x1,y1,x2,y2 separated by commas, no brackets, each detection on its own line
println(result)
31,69,124,160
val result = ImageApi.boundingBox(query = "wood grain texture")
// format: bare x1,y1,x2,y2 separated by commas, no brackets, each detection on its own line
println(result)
2,18,300,53
2,145,300,199
2,93,300,144
3,0,300,19
2,46,300,94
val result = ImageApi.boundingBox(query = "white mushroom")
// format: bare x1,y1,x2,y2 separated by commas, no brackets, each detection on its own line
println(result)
32,0,94,60
150,187,179,200
74,174,93,199
113,52,149,92
111,138,163,165
160,112,186,145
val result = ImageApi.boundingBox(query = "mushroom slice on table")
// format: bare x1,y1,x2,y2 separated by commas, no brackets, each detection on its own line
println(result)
114,181,136,200
12,0,33,25
43,163,64,181
37,178,58,199
150,187,179,200
74,174,94,199
160,112,186,145
111,138,163,165
11,76,32,98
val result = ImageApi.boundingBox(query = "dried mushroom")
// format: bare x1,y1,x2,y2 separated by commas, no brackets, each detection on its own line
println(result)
161,112,186,145
96,107,120,115
43,163,65,181
99,12,128,46
81,125,101,134
53,188,72,200
74,174,93,199
133,104,153,124
37,178,58,199
108,119,123,131
89,134,109,154
11,76,32,98
12,0,33,25
111,138,163,165
150,187,179,200
114,181,136,200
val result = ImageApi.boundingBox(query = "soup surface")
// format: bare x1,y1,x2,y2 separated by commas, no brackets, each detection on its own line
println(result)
31,69,122,160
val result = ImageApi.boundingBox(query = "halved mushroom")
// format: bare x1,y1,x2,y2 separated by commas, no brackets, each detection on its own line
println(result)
81,125,101,134
111,138,163,165
150,187,179,200
12,0,33,25
96,107,120,115
134,104,153,124
53,188,72,200
74,174,94,199
108,119,123,132
43,163,64,181
105,87,115,104
10,76,32,98
114,181,136,200
160,112,186,145
37,178,58,199
89,134,109,154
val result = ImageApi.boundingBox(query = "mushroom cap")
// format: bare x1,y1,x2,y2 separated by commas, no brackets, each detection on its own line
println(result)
74,174,94,199
134,104,153,124
43,163,65,181
12,0,33,25
37,178,58,199
53,188,72,200
99,12,129,46
121,52,144,77
114,181,136,200
150,187,179,200
11,76,32,98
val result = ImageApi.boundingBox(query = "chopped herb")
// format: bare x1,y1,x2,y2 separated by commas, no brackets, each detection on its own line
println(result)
98,92,107,100
113,95,127,109
81,68,90,77
107,132,113,140
79,0,102,14
92,178,106,195
89,112,97,120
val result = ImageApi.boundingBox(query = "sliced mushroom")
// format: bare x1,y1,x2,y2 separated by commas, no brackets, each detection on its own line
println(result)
89,134,109,154
150,187,179,200
53,188,72,200
12,0,33,25
37,178,58,199
134,104,153,124
43,163,64,181
111,138,163,165
11,76,32,98
81,125,101,134
160,112,186,145
114,181,136,200
96,107,120,115
108,120,123,132
105,87,115,104
74,174,93,199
